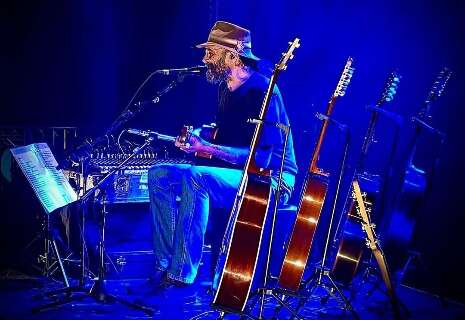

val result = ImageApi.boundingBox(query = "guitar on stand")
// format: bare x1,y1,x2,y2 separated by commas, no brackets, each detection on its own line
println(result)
351,180,402,319
383,67,451,273
211,38,300,316
332,71,401,285
277,57,355,293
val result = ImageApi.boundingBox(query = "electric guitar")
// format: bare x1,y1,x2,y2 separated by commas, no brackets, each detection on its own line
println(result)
277,57,354,292
384,67,451,270
212,38,300,313
332,71,401,284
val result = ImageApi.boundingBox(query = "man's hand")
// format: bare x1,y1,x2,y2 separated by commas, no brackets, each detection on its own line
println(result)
175,128,209,154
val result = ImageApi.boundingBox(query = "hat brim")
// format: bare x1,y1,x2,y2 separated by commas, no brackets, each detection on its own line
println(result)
196,41,260,61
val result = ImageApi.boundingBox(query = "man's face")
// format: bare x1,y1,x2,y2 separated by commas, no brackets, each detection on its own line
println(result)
202,46,231,84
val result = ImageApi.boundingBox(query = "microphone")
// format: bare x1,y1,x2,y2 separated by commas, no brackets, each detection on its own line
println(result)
154,65,207,75
127,128,157,137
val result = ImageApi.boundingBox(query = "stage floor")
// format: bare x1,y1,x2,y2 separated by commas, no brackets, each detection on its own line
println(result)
1,267,464,320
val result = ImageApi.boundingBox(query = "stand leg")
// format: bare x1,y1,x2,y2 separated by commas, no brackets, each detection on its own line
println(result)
51,239,70,288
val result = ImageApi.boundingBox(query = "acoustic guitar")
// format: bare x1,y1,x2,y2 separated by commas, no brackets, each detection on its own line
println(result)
277,57,354,292
332,71,401,284
383,67,451,270
212,38,300,313
352,179,402,318
130,124,218,158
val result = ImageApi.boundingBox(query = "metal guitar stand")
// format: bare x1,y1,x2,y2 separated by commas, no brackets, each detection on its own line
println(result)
287,113,358,319
32,137,156,316
249,120,303,320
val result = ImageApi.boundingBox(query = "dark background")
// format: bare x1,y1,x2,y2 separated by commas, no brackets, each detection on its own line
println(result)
1,0,464,303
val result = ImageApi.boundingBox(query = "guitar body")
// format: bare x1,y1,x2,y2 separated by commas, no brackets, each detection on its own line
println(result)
332,173,380,284
213,176,271,311
278,173,327,291
384,164,426,270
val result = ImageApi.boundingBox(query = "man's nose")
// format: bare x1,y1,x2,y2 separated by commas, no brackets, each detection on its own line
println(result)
202,54,210,64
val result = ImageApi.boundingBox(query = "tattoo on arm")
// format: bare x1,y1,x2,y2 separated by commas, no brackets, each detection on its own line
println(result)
203,142,249,165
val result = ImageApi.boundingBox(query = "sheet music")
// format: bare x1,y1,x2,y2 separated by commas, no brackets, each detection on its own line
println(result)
10,143,77,214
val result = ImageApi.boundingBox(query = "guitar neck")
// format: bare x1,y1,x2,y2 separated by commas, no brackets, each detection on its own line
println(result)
155,133,176,143
309,96,337,173
245,72,279,176
357,108,380,171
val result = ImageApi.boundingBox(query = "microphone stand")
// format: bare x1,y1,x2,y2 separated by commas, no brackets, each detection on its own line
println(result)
67,72,190,164
32,136,156,316
33,67,202,315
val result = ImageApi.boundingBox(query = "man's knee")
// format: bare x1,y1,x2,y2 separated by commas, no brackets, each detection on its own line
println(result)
148,164,187,189
183,166,204,190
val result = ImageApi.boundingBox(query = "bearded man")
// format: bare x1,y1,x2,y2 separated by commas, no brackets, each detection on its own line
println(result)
147,21,298,288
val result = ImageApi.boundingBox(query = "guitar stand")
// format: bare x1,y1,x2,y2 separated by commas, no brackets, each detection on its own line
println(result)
354,257,411,319
32,138,155,317
280,116,358,319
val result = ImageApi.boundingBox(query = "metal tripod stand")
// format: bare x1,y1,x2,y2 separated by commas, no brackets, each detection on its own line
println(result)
33,212,71,286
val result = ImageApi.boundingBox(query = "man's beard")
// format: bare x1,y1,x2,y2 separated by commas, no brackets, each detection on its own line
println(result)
205,54,231,84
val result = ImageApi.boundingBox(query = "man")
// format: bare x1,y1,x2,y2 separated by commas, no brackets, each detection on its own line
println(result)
148,21,298,288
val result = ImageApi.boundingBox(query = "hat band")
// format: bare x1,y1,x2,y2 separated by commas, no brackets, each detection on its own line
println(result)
208,34,252,53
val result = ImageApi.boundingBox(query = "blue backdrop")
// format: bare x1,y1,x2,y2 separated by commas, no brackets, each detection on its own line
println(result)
2,0,464,303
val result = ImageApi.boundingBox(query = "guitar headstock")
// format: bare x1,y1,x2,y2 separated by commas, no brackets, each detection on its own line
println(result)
376,70,401,106
418,67,452,121
425,67,452,104
333,57,355,97
351,180,377,245
351,189,373,218
275,38,300,73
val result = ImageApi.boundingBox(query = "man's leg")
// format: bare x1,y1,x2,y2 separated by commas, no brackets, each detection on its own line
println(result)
148,163,191,273
167,166,242,284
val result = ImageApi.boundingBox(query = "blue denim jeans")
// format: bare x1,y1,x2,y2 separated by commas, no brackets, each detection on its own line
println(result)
148,164,294,284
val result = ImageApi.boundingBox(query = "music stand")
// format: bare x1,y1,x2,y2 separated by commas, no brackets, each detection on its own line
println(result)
32,136,156,316
10,143,74,288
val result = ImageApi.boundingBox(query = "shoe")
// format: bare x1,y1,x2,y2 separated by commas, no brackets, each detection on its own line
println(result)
146,274,191,298
126,270,166,296
158,276,189,289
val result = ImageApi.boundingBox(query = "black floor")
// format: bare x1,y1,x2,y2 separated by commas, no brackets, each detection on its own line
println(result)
1,260,465,320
